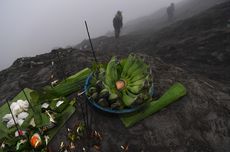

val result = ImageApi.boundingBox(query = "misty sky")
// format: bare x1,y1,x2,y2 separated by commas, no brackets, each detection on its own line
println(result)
0,0,183,70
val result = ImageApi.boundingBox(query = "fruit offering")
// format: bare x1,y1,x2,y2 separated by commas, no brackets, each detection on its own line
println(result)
87,54,154,110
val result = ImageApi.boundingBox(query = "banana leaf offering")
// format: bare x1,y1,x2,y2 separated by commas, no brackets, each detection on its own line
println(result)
85,54,154,113
0,69,91,152
0,88,76,152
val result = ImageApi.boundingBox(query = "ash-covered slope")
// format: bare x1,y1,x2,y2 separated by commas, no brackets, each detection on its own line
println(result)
77,1,230,84
142,1,230,84
122,0,227,34
0,49,229,151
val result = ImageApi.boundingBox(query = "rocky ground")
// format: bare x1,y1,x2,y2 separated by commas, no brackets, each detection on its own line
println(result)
0,1,230,152
77,1,230,85
0,49,229,151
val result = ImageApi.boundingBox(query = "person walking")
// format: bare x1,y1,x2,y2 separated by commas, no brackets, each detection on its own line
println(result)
167,3,175,22
113,11,123,39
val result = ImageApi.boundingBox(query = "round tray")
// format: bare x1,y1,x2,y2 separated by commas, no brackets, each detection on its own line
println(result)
84,74,149,114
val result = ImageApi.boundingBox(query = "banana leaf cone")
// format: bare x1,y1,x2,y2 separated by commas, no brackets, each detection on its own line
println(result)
121,83,187,127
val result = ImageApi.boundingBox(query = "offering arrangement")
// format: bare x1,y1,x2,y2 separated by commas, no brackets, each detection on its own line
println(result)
85,54,154,113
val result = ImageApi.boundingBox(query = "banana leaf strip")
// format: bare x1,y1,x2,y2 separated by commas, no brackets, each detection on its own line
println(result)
121,83,187,127
43,67,91,99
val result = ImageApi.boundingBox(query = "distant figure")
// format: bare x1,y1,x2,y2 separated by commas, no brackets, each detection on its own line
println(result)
167,3,175,22
113,11,123,39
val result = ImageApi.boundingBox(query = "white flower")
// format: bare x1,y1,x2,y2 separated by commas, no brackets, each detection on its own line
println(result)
41,103,49,109
5,115,25,128
7,119,17,128
56,100,64,107
12,104,23,116
18,112,29,120
17,119,24,126
17,100,29,111
10,102,23,116
10,102,18,112
3,100,30,128
1,142,5,148
2,114,13,122
29,118,36,127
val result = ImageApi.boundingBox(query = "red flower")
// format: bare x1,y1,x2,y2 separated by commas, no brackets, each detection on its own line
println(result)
18,130,24,136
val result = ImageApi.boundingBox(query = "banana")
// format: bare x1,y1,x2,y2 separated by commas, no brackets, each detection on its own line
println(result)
88,87,97,95
127,79,145,87
128,73,147,84
122,90,137,106
97,98,109,107
125,59,141,78
127,85,143,94
120,54,135,78
91,92,98,100
99,88,109,98
126,68,148,82
132,63,148,76
125,89,137,98
120,58,127,68
111,101,121,109
126,56,146,75
105,57,118,87
108,93,118,100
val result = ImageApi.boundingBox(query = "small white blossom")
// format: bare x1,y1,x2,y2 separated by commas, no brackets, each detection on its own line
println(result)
18,112,29,120
1,142,5,148
56,101,64,107
7,119,17,128
30,118,36,127
41,103,49,109
2,114,13,122
17,100,29,111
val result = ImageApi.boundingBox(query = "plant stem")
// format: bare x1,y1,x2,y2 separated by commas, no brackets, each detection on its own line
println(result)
22,89,36,113
84,21,98,64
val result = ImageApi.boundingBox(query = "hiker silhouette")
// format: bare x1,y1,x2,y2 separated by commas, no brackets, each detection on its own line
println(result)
113,11,123,39
167,3,175,22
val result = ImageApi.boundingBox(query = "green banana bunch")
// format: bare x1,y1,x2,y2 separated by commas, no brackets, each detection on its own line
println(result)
120,55,151,106
89,54,153,109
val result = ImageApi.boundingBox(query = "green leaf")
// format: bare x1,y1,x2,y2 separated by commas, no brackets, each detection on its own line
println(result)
44,67,91,98
30,91,40,106
33,105,43,127
36,113,50,128
47,105,75,141
0,127,8,139
121,83,187,127
50,97,69,113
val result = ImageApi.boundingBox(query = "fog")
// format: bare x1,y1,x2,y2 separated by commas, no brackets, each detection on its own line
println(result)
0,0,184,70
